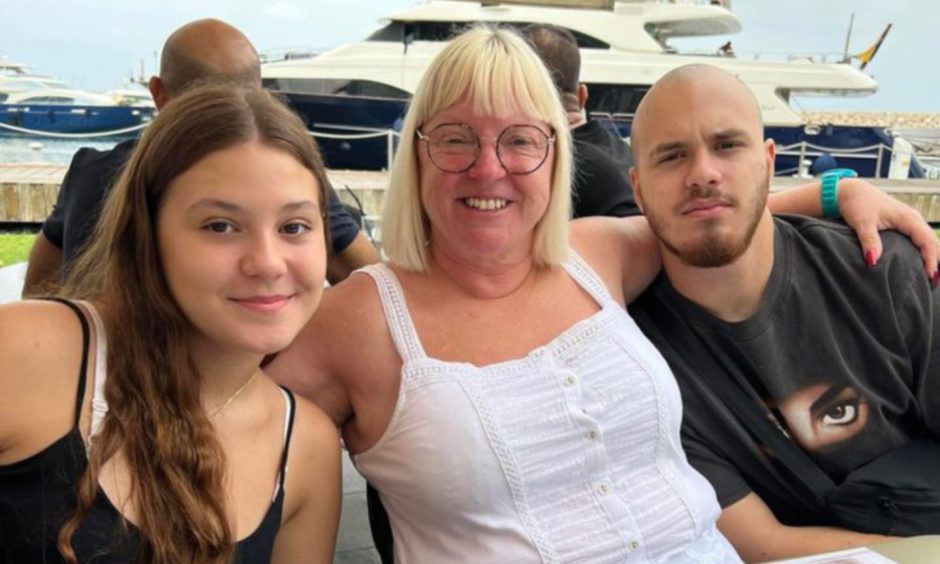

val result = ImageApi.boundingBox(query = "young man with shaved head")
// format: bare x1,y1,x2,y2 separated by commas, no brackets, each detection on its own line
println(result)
24,18,379,294
627,65,939,561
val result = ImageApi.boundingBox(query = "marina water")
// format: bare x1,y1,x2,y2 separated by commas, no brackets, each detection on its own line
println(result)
0,134,123,165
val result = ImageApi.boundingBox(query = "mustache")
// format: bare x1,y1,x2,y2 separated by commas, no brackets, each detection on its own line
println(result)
678,185,735,209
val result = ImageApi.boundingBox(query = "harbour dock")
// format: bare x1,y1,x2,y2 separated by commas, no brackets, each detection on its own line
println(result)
3,162,940,225
0,163,390,224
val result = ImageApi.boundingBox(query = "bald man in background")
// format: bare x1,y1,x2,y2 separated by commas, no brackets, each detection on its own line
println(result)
522,23,639,218
24,18,378,295
627,64,939,561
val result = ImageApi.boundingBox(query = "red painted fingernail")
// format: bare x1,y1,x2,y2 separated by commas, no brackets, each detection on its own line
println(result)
865,250,877,268
932,271,939,289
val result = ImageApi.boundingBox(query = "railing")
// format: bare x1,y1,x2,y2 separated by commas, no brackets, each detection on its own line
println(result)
0,120,150,138
305,128,401,171
919,156,940,180
672,48,846,64
0,120,404,171
775,141,889,178
8,119,916,182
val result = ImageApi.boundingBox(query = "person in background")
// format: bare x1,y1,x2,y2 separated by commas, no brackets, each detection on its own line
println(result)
810,152,842,176
628,64,938,562
522,23,640,218
267,27,937,563
23,18,378,297
0,84,340,563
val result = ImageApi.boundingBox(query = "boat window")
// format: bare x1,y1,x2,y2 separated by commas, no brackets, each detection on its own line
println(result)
263,78,411,100
19,95,77,104
584,84,649,116
367,22,405,41
367,20,608,48
405,21,475,42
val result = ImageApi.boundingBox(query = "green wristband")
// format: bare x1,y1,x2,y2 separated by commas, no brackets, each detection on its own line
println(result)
820,168,858,219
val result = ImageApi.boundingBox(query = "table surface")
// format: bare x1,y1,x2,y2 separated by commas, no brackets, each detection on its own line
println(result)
769,535,940,563
869,535,940,562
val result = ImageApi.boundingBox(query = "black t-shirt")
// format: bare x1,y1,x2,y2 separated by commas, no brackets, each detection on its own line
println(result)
42,140,361,274
570,120,640,218
629,215,940,526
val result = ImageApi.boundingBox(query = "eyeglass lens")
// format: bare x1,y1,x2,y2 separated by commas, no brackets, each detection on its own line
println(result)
423,124,552,174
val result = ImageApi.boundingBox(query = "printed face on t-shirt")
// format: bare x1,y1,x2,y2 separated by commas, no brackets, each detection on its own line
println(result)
777,383,869,452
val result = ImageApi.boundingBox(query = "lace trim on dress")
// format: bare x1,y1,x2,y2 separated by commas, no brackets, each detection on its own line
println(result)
360,264,427,363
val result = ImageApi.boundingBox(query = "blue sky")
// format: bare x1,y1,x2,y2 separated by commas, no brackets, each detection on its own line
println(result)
2,0,936,111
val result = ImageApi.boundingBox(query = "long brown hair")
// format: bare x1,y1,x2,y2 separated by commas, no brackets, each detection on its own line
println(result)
57,83,330,563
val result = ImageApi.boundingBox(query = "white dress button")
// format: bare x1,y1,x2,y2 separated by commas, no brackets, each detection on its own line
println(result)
586,430,598,440
628,540,640,551
563,374,576,386
597,483,610,495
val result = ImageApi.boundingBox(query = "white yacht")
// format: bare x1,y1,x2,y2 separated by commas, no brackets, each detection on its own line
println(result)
0,60,155,134
263,0,916,177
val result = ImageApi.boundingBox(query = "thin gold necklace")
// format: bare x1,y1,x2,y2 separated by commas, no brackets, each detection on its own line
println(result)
207,371,258,419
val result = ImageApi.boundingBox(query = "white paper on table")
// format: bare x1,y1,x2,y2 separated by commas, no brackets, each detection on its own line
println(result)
772,547,897,564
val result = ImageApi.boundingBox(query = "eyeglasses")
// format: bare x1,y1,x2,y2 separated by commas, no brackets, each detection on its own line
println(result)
416,123,555,175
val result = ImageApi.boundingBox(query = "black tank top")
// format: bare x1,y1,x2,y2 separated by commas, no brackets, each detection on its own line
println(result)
0,299,295,563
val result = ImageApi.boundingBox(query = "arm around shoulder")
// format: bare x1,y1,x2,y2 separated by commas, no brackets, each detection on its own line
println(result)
266,272,383,426
271,398,342,564
570,215,661,306
768,178,939,277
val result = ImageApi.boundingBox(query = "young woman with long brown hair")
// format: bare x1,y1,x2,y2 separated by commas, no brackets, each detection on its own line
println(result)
0,83,340,563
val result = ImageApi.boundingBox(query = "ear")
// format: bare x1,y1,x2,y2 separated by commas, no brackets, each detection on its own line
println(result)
149,76,169,110
629,166,645,214
577,83,589,110
764,138,776,179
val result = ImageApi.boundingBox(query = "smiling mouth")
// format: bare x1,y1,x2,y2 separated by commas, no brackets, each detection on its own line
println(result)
463,197,509,211
231,295,292,313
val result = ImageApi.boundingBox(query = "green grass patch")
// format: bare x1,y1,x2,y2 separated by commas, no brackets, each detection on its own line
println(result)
0,233,36,267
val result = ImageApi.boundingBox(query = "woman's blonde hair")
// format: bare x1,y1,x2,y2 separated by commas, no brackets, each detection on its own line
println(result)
57,83,329,564
382,26,573,271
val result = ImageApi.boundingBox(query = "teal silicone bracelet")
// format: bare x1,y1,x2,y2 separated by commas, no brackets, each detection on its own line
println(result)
820,168,858,219
821,174,840,218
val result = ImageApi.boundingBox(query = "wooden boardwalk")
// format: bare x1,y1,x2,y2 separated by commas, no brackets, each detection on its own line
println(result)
0,163,390,223
3,162,940,224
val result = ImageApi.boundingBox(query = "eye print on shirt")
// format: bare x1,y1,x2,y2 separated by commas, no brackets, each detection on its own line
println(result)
777,383,869,452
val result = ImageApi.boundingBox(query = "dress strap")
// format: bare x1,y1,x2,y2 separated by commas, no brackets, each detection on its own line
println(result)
273,386,296,500
39,298,90,428
79,301,109,438
562,249,616,306
359,264,427,363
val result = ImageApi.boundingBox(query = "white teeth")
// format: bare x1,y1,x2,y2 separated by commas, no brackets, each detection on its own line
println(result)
464,197,508,211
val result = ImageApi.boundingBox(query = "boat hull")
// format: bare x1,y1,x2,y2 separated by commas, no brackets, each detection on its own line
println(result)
281,92,408,171
0,103,154,134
